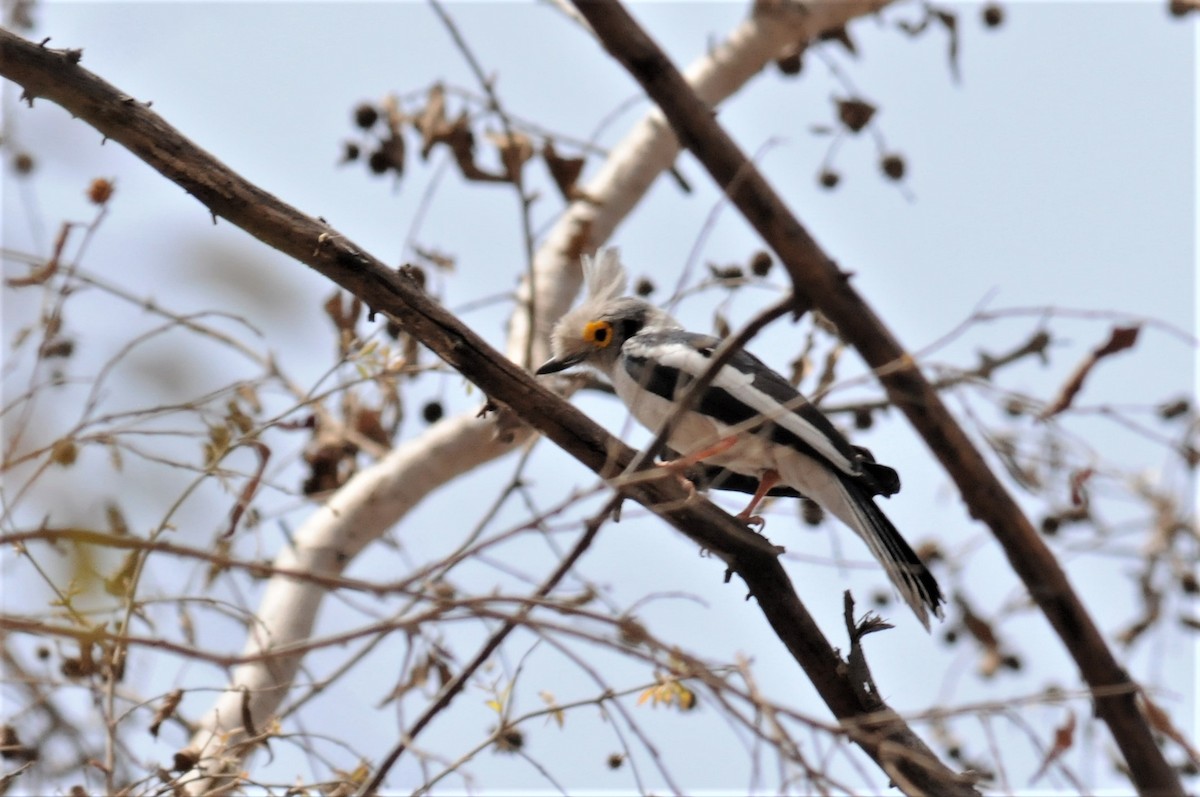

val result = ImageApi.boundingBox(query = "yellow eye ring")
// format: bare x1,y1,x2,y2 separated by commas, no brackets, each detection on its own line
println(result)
583,320,614,348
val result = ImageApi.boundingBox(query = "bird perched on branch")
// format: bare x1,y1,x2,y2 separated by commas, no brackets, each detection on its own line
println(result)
536,249,944,629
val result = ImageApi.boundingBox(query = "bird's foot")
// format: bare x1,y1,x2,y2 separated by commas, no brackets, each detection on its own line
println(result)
678,474,698,501
733,469,781,526
654,460,698,500
736,511,767,530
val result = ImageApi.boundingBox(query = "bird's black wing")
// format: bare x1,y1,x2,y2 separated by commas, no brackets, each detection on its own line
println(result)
624,329,899,497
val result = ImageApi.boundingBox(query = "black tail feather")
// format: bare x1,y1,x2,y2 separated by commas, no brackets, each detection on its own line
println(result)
842,477,944,627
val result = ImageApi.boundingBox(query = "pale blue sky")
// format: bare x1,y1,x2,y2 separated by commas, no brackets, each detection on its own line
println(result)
2,2,1196,793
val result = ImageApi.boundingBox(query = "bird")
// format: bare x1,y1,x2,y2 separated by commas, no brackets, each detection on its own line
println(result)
536,249,945,629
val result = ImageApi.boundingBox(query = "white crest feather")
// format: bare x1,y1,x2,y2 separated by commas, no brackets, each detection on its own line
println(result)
582,248,627,303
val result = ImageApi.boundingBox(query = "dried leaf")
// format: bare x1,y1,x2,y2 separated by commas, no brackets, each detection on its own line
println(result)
539,690,565,728
446,114,506,182
416,84,448,159
381,93,406,134
239,686,258,739
379,131,406,177
485,130,534,182
1157,397,1191,420
1041,325,1141,419
172,748,199,773
226,398,254,435
706,263,744,283
675,683,697,710
1068,467,1093,508
934,8,961,82
835,97,876,133
637,679,697,712
323,291,362,335
105,503,129,536
542,140,585,200
105,436,124,472
1,724,36,761
203,424,231,468
712,311,731,340
433,657,453,688
353,406,390,449
7,223,70,287
896,5,961,82
103,551,140,598
224,440,270,539
149,689,183,738
955,594,1005,678
178,605,196,646
1029,710,1075,785
486,682,512,715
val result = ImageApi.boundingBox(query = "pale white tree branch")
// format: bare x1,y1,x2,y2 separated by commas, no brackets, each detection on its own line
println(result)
183,1,893,788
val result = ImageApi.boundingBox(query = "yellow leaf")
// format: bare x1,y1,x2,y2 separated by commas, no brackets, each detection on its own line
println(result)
676,684,697,711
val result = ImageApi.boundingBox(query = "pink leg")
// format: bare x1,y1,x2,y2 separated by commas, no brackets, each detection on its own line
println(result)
735,469,781,527
656,435,739,473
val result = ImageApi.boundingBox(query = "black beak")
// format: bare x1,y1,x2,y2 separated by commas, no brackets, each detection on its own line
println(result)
536,351,587,375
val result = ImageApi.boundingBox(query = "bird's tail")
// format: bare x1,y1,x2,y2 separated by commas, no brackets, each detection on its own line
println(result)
775,451,944,629
836,476,944,630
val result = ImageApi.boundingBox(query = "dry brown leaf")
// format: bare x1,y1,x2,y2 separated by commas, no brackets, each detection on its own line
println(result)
1029,710,1075,785
835,97,875,133
223,440,270,539
446,114,506,182
149,689,183,738
955,593,1004,678
542,139,586,200
7,223,71,287
416,84,448,159
1041,325,1140,419
1069,467,1093,508
486,130,534,182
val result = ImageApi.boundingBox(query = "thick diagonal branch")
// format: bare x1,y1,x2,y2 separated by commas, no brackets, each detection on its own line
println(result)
567,3,1180,795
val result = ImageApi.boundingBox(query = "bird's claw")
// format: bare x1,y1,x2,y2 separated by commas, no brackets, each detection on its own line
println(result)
737,512,766,530
653,460,699,502
678,475,697,501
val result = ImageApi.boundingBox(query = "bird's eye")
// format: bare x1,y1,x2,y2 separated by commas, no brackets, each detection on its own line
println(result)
583,320,613,348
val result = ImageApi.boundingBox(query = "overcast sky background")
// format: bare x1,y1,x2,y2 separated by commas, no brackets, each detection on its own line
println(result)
2,1,1196,794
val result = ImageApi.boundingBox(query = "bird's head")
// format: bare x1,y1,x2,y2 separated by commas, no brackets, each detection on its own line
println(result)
536,249,677,377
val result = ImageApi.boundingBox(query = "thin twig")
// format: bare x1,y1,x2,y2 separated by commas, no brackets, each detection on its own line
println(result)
358,504,609,794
